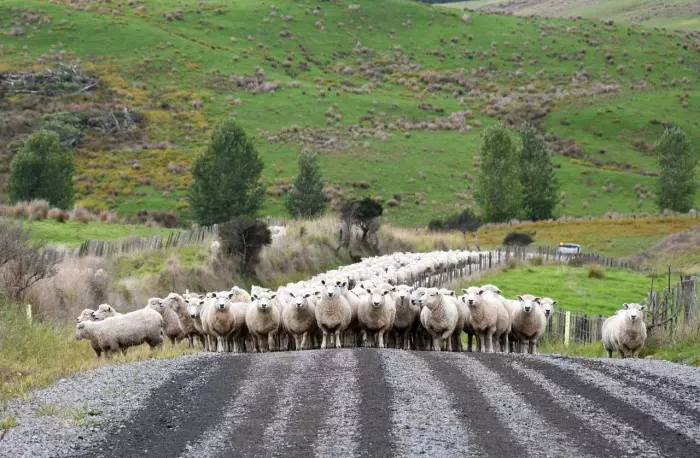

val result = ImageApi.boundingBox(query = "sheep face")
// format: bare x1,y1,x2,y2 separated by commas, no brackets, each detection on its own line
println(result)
517,295,537,313
75,322,88,340
321,279,341,299
288,291,311,309
367,288,390,308
461,290,484,309
480,284,501,295
253,293,276,312
394,285,413,305
538,297,558,318
419,288,442,311
92,304,116,321
186,298,204,318
77,309,95,323
410,287,426,306
213,292,235,311
623,303,646,322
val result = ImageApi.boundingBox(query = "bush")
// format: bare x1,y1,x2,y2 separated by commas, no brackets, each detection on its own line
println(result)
503,232,534,246
587,264,606,279
529,256,543,266
187,118,265,225
428,208,482,234
340,198,383,245
656,127,697,213
6,130,75,209
218,216,272,274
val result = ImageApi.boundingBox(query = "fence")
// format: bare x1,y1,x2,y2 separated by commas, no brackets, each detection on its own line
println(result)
541,275,699,346
73,225,218,258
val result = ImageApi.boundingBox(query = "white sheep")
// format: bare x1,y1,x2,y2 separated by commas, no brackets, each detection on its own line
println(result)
91,304,121,321
314,279,352,349
460,288,508,353
538,297,558,320
511,295,547,355
246,292,281,352
186,296,211,351
161,293,203,348
230,285,252,302
391,284,420,350
602,303,647,358
358,287,396,348
75,308,163,358
76,308,95,323
282,291,317,350
440,288,466,352
147,297,186,346
419,288,459,351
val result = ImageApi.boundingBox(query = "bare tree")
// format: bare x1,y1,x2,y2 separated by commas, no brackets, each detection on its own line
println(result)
0,221,27,270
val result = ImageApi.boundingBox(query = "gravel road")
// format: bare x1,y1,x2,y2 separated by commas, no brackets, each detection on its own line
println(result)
2,350,699,458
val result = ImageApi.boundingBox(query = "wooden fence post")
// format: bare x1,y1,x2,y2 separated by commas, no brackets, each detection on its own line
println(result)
564,311,571,347
682,276,698,326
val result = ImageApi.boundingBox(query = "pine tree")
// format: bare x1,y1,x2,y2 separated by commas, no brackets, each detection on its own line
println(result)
187,118,265,225
656,127,697,213
286,151,327,218
474,124,522,223
518,123,559,220
6,130,75,209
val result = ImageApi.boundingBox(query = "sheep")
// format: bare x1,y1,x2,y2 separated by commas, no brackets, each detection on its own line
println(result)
161,293,204,348
91,304,121,321
338,277,362,347
76,308,95,323
419,288,459,351
460,288,508,353
602,303,647,358
391,284,420,350
246,292,281,352
282,291,317,350
511,295,547,355
75,308,163,358
186,296,211,351
230,285,252,302
538,297,558,320
440,288,465,352
202,292,248,353
315,279,352,349
358,287,396,348
147,297,186,346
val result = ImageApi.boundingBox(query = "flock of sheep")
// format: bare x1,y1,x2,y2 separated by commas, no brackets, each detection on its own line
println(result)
74,250,647,358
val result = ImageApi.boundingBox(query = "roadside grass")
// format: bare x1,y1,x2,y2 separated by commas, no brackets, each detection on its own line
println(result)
464,265,655,316
24,220,173,247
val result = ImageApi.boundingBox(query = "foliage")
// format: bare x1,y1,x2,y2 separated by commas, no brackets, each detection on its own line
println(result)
187,118,265,225
285,151,327,218
428,208,482,234
5,130,75,209
503,232,534,246
218,216,272,274
656,127,697,213
519,123,559,221
340,198,384,244
587,264,606,279
474,124,522,223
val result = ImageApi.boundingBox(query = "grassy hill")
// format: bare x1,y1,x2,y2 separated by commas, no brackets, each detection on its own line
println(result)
446,0,700,31
0,0,698,226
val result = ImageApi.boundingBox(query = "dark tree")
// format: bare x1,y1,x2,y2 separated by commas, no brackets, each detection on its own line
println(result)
656,127,697,213
286,150,327,218
519,123,559,220
218,216,272,274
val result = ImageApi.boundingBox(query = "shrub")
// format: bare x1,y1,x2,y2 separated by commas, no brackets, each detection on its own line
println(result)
187,118,265,225
503,232,534,246
587,264,606,279
428,208,482,234
218,216,272,274
529,255,543,266
286,150,327,218
340,198,383,245
6,130,75,209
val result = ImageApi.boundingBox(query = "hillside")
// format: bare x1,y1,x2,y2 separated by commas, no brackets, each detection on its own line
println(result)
445,0,700,31
0,0,698,226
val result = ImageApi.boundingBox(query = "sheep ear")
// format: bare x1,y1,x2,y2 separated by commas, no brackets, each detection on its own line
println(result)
478,289,485,296
391,287,397,292
383,290,390,295
446,291,455,296
366,288,372,294
211,292,218,298
314,291,321,297
534,297,542,303
342,281,347,287
198,294,205,299
623,303,630,309
552,300,558,305
304,293,311,298
199,300,205,306
461,288,468,294
252,293,258,300
640,305,647,312
321,279,326,285
228,292,235,299
270,294,277,300
517,295,524,301
289,292,295,298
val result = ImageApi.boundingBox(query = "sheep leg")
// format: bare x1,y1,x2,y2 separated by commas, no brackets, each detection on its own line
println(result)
216,337,224,353
467,332,473,352
478,334,486,353
377,330,385,349
432,336,442,352
606,348,613,358
294,334,302,351
531,342,538,355
321,331,328,350
403,330,411,351
301,332,309,350
335,330,343,348
268,332,277,352
520,340,528,354
502,333,509,353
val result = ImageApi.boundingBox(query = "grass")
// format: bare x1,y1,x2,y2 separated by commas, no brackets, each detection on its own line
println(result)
0,0,698,226
468,264,654,315
0,305,196,406
444,0,700,30
24,220,173,247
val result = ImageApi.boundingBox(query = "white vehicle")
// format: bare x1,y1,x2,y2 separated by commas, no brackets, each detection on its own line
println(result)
557,242,581,255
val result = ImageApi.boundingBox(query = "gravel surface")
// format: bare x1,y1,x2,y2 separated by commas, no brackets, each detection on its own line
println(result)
1,350,699,458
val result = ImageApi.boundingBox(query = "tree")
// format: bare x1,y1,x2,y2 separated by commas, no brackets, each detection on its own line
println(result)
6,130,75,209
656,127,697,213
474,124,522,223
339,198,383,246
428,208,482,235
187,118,265,225
218,216,271,274
518,123,559,220
286,150,327,218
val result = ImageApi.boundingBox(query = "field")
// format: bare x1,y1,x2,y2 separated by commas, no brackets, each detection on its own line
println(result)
445,0,700,31
463,264,654,315
24,219,173,247
0,0,698,227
